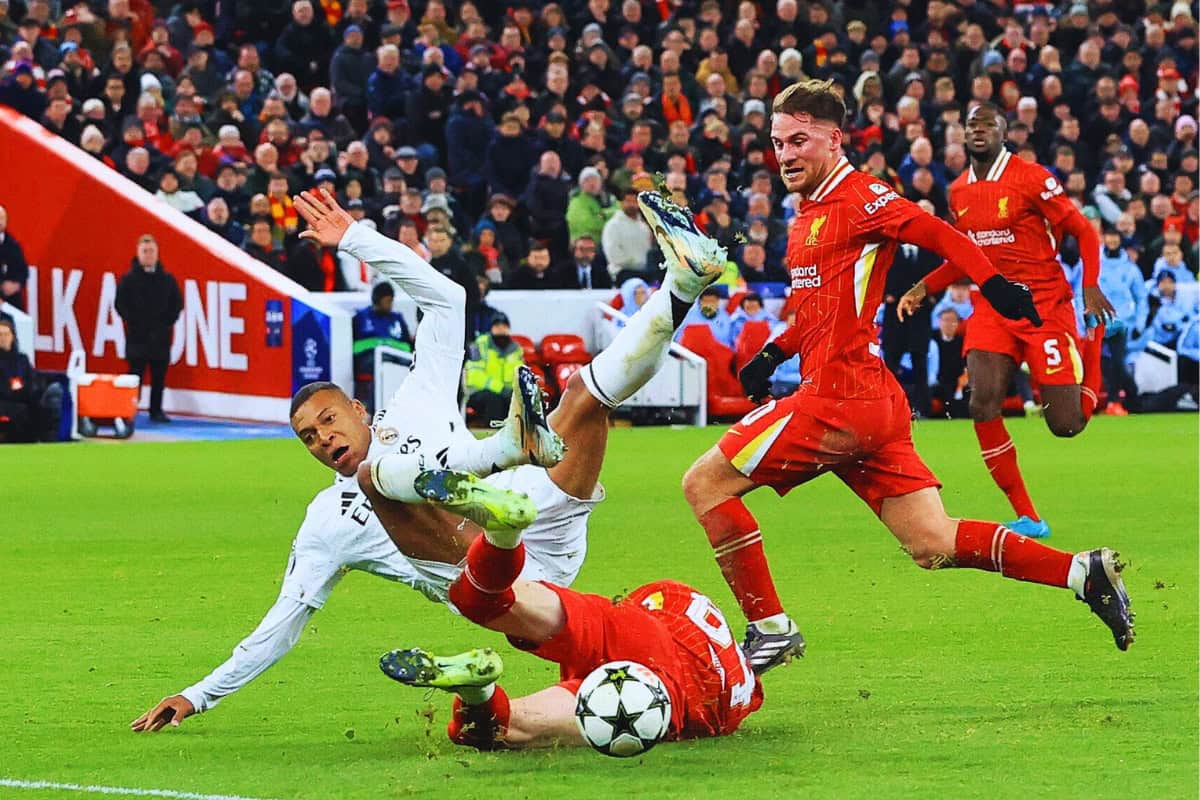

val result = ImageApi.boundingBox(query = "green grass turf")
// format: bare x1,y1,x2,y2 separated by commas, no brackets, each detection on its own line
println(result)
0,414,1196,800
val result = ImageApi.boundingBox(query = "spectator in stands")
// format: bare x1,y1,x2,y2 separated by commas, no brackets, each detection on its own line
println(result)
426,224,480,338
244,216,285,272
156,169,205,216
464,311,523,426
1099,228,1150,415
203,197,243,247
445,90,493,218
115,234,182,424
367,43,408,121
352,281,412,413
930,280,974,328
523,150,572,259
928,308,969,419
564,235,611,291
273,0,334,91
738,241,788,284
601,187,654,285
406,63,453,164
0,206,28,310
566,165,616,248
330,25,372,132
675,286,735,348
1151,242,1197,285
508,240,562,290
485,112,537,199
0,62,46,120
729,293,780,345
0,318,61,442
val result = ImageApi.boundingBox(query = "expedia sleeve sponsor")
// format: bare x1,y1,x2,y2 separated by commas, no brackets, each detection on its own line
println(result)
862,190,901,215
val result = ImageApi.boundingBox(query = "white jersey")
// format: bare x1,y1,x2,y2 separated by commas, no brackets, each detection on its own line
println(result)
179,223,599,715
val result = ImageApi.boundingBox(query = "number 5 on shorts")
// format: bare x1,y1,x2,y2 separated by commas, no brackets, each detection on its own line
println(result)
1043,339,1062,367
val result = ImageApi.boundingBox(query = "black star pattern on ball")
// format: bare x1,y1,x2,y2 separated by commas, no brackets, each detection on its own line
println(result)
600,665,632,692
599,698,643,739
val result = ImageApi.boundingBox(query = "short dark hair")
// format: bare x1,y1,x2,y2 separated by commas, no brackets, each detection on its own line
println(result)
772,79,846,126
699,287,721,300
528,239,549,253
372,282,394,303
290,381,345,417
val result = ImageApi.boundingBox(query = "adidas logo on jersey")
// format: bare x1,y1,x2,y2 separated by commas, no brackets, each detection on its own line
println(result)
789,264,821,289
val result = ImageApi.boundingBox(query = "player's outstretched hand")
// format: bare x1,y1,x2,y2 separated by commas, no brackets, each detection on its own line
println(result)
294,188,354,249
739,342,786,403
130,695,195,732
897,280,928,320
980,275,1042,327
1082,286,1117,340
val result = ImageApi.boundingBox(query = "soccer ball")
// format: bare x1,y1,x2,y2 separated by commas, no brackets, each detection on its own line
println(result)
574,660,672,758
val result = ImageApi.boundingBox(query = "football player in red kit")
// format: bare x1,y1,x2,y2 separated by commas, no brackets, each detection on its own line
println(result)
897,103,1116,540
679,80,1133,673
378,472,762,750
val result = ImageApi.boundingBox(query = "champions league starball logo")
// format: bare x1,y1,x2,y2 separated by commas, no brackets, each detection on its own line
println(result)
298,337,325,381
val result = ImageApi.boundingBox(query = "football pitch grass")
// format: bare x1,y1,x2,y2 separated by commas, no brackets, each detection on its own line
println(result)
2,415,1196,800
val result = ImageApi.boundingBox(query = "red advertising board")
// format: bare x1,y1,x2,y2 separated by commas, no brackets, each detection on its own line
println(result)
0,107,350,420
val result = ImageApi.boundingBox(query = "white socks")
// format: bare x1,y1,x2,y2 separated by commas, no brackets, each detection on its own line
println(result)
369,452,425,502
582,282,679,408
446,432,521,477
456,683,495,706
751,613,794,635
1067,553,1087,599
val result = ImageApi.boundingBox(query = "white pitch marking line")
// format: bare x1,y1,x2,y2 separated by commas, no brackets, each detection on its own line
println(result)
0,778,287,800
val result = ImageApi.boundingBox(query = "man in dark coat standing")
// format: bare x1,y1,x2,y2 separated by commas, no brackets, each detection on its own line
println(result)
0,205,28,310
115,234,183,423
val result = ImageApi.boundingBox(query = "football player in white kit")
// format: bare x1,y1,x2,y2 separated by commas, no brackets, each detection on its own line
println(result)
131,189,727,732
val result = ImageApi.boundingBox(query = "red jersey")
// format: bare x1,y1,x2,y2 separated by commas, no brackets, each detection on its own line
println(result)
624,580,763,739
948,149,1078,305
774,157,927,399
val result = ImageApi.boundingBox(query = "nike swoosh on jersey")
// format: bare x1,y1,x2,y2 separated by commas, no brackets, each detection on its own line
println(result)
1044,365,1065,375
957,207,969,217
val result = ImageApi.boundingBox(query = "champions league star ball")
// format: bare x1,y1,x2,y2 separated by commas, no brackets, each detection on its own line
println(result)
574,661,672,757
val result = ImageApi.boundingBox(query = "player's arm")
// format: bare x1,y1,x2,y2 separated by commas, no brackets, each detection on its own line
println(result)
295,189,466,350
1026,172,1116,330
130,592,317,732
892,208,1041,326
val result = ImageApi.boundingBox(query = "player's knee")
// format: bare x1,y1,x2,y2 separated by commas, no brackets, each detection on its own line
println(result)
1046,413,1084,438
968,395,1002,422
902,523,956,570
681,462,711,513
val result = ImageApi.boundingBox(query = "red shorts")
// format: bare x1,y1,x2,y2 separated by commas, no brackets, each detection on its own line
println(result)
964,298,1083,386
717,376,941,515
513,583,689,735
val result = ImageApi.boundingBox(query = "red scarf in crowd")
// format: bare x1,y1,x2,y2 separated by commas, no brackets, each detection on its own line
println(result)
661,93,693,127
269,194,298,235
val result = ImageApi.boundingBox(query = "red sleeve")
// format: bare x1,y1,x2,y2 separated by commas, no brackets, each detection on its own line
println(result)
1022,167,1100,288
1058,205,1102,289
772,319,803,359
894,211,999,286
922,260,965,293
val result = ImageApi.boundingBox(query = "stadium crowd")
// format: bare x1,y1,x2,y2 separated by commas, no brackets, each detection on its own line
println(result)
1,0,1198,415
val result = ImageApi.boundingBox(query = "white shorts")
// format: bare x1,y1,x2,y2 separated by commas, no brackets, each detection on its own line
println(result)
403,465,604,602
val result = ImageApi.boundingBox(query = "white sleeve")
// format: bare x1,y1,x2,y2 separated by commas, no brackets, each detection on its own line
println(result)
338,222,465,352
178,590,317,714
178,512,346,714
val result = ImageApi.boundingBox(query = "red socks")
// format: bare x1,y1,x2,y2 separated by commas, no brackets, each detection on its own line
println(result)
953,519,1071,587
974,417,1039,521
447,536,524,624
448,686,511,751
700,497,783,623
1081,324,1105,421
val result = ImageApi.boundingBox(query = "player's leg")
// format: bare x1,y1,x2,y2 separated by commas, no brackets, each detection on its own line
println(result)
683,400,811,674
877,486,1133,650
1028,311,1088,437
968,348,1048,538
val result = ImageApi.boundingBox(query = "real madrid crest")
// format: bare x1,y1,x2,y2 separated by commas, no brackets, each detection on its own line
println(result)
376,427,399,445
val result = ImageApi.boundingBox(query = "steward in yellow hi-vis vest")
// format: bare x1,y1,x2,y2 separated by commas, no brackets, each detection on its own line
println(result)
464,312,524,424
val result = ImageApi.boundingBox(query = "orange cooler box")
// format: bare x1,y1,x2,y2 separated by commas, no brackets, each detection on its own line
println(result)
76,373,139,438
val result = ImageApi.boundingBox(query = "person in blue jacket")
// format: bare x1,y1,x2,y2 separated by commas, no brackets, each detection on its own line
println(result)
1098,228,1149,413
353,282,413,413
675,287,735,348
